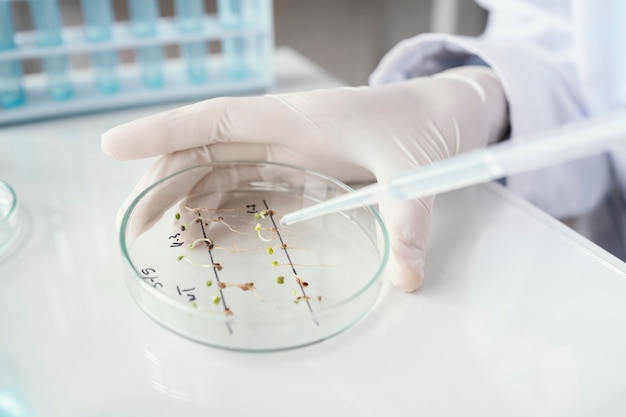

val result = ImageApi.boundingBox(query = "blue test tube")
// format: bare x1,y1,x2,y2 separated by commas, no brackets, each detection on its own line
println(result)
80,0,119,94
246,0,270,76
217,0,249,79
0,1,25,107
128,0,164,89
28,0,73,101
174,0,208,84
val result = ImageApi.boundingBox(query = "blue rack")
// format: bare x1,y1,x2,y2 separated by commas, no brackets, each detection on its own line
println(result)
0,0,274,125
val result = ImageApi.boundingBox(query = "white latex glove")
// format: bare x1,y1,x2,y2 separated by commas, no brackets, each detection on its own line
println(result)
102,65,508,291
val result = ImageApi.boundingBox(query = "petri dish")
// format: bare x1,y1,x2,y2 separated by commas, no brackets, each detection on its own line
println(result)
121,161,389,351
0,180,27,264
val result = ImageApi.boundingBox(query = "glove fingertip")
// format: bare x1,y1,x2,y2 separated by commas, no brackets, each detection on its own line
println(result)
389,261,425,292
101,129,120,159
101,124,138,160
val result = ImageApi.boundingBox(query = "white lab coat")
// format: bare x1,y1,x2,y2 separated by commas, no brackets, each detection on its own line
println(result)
370,0,626,259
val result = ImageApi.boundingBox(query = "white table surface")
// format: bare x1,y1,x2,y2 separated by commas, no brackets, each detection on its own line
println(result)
1,48,626,417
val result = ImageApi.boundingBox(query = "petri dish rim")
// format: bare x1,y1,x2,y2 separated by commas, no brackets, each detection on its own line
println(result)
119,160,390,326
0,180,17,229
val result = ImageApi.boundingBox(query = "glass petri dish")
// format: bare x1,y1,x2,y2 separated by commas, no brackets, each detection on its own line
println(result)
0,180,27,264
121,161,389,352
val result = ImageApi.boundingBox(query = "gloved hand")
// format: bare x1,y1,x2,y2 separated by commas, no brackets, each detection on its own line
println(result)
102,65,508,291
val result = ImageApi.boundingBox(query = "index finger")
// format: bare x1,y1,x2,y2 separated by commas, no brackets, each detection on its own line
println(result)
101,94,316,161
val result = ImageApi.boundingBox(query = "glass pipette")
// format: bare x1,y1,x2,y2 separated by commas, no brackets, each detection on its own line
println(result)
281,111,626,226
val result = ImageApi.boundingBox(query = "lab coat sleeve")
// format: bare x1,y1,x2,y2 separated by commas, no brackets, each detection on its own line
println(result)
369,5,612,219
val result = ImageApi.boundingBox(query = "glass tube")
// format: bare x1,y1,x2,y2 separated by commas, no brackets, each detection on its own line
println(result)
0,1,25,108
128,0,164,89
217,0,248,79
27,0,73,101
80,0,119,94
174,0,208,84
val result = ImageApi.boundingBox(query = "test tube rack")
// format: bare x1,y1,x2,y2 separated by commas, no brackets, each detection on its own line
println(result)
0,0,274,126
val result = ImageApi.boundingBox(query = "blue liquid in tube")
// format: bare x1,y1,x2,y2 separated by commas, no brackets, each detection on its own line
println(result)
28,0,73,101
0,388,33,417
128,0,164,89
0,1,25,108
217,0,249,79
175,0,208,84
80,0,119,94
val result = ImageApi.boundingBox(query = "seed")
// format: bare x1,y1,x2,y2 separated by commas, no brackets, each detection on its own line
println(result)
237,283,254,291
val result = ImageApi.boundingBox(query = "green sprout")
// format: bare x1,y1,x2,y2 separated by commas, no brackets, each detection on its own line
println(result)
276,276,285,284
254,209,272,220
255,223,272,242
